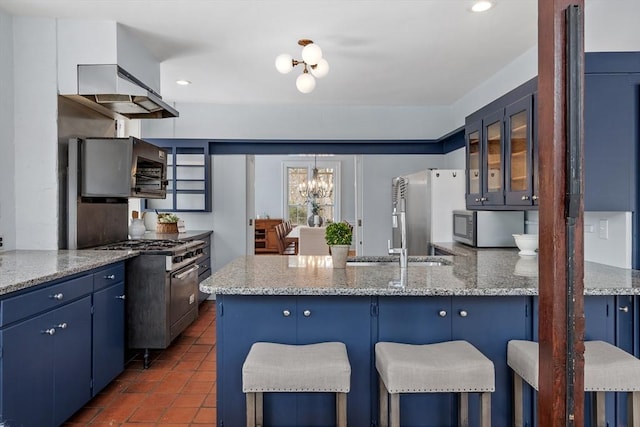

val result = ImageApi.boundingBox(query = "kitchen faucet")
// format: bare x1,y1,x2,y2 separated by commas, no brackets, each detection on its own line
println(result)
388,199,408,268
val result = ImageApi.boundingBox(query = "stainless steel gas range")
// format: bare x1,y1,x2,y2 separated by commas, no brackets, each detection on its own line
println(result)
97,239,204,368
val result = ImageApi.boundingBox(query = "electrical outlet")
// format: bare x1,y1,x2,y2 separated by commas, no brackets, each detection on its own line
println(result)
0,235,3,250
598,219,609,240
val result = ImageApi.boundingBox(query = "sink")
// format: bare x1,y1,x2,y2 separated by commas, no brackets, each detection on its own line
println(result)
346,261,446,267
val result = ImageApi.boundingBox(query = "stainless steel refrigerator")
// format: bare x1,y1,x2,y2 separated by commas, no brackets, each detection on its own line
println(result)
391,169,466,255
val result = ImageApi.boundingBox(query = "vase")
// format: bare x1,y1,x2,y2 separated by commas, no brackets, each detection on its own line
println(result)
128,218,146,239
308,215,323,227
330,245,350,269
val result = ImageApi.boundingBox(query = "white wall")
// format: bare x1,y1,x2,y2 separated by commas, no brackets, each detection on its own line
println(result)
525,211,632,269
13,17,59,249
360,154,456,256
0,8,15,250
142,103,456,140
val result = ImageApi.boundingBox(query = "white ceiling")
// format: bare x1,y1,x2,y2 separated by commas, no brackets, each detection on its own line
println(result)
0,1,637,107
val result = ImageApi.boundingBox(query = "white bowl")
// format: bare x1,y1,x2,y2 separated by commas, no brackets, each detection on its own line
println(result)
513,234,538,256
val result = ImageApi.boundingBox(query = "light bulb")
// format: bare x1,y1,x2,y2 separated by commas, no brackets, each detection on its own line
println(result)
471,1,492,12
296,73,316,93
301,43,322,66
275,53,294,74
310,58,329,78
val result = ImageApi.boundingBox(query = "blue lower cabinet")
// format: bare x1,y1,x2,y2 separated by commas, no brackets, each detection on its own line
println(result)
1,295,92,427
93,281,126,395
217,295,373,427
378,296,530,427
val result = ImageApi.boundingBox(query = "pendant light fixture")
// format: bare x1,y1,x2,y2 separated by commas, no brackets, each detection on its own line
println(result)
275,39,330,94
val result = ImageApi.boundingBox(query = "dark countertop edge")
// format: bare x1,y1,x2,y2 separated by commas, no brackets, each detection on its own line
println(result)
0,252,138,296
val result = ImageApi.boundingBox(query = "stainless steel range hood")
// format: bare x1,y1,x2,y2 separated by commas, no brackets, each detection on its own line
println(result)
76,64,179,119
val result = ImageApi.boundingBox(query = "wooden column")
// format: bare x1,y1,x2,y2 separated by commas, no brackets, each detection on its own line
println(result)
538,1,585,426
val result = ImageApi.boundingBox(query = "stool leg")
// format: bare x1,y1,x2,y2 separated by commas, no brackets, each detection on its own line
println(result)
256,392,263,427
336,392,347,427
379,376,389,427
390,393,400,427
246,392,256,427
459,392,469,427
513,372,524,427
594,391,606,427
629,391,640,427
480,392,492,427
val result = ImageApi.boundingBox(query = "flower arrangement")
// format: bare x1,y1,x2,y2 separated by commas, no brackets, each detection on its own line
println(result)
157,213,179,223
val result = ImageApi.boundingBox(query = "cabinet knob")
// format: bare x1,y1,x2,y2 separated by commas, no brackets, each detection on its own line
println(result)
282,310,291,317
115,295,126,300
50,293,64,301
438,310,447,318
459,310,468,317
42,328,56,336
475,198,481,202
104,274,116,280
481,197,488,202
619,306,629,313
521,195,530,201
532,195,539,201
303,310,312,317
57,322,68,329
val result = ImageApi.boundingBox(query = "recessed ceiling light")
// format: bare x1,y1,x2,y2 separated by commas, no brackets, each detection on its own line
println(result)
472,1,493,12
176,79,191,86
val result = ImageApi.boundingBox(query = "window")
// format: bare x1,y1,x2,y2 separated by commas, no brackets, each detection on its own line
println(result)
283,160,340,225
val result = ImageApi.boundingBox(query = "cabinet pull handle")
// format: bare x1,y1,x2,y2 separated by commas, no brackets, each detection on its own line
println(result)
521,195,530,201
115,295,126,300
104,274,116,280
303,310,312,317
480,197,488,202
438,310,447,318
42,328,56,336
57,322,68,329
619,306,629,313
459,310,468,317
532,195,539,201
50,293,64,301
475,198,481,202
282,310,291,317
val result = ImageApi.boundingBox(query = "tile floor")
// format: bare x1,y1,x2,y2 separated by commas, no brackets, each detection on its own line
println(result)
63,300,217,426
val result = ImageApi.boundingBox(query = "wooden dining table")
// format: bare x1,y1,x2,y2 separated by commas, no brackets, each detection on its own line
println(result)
286,225,329,255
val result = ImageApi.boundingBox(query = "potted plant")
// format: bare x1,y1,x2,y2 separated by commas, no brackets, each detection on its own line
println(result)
325,222,352,268
156,213,180,233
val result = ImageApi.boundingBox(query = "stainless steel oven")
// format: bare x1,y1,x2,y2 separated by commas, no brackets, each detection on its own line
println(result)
96,239,204,368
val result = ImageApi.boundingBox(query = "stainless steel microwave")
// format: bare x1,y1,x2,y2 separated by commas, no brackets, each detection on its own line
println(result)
452,210,525,247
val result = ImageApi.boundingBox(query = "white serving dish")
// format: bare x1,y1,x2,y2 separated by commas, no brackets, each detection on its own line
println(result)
512,234,538,256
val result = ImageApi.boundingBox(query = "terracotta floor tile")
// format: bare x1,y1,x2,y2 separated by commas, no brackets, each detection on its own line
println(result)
66,406,101,423
113,392,149,408
155,379,188,394
174,360,202,371
121,423,157,427
181,351,207,362
182,380,214,394
91,405,136,423
187,344,213,353
128,405,166,423
141,392,177,407
164,370,194,382
170,393,205,407
123,380,159,393
202,392,217,408
195,335,215,345
158,406,199,423
82,392,116,408
191,370,216,382
193,407,217,423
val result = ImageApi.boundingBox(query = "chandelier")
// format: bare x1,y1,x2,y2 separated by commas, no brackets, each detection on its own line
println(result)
298,156,333,200
275,39,330,94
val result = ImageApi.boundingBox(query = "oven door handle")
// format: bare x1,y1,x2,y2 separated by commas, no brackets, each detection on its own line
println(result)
172,264,199,280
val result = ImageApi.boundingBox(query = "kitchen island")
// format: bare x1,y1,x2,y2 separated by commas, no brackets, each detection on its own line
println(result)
202,247,640,427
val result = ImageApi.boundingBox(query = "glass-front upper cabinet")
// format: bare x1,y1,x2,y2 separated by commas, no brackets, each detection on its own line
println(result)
505,95,535,205
465,121,483,207
481,110,505,206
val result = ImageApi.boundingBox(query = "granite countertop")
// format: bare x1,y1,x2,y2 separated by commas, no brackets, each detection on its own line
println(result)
0,250,137,296
135,230,212,241
201,242,640,297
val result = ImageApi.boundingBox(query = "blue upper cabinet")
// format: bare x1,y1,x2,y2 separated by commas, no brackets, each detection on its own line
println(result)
505,95,536,206
144,140,212,212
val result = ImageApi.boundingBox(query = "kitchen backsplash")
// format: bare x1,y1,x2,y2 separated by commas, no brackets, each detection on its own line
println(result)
525,211,632,269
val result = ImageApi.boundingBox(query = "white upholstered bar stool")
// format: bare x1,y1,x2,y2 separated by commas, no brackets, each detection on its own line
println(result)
375,340,495,427
242,341,351,427
508,340,640,427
